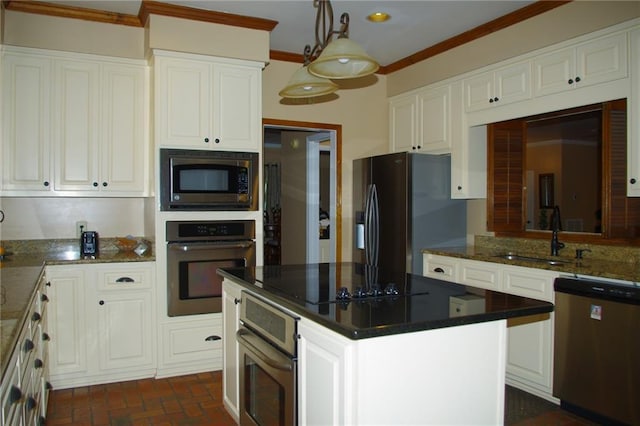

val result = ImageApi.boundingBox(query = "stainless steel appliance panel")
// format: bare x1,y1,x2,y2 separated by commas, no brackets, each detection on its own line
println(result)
554,277,640,425
352,153,466,286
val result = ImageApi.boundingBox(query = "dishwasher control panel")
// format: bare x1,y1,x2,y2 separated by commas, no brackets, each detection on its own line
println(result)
554,276,640,304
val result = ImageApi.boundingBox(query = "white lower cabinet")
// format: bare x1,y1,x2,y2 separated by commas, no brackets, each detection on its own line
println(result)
0,271,50,426
47,262,156,389
423,253,558,401
221,279,242,422
157,316,223,378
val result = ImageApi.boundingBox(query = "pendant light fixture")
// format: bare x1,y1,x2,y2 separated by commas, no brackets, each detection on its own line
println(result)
279,0,379,99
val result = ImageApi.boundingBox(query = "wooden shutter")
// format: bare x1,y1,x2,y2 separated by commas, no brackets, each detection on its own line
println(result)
487,120,525,232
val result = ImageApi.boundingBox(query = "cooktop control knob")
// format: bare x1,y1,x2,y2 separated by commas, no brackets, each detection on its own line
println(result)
353,287,367,298
384,283,399,296
336,287,351,300
370,284,383,297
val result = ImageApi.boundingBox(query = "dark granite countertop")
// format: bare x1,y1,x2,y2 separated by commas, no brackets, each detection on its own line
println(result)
218,263,554,340
0,240,155,379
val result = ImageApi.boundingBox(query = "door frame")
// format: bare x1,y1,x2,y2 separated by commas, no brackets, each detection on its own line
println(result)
263,118,342,263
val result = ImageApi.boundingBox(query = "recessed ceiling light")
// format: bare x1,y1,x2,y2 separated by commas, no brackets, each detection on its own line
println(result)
367,12,390,23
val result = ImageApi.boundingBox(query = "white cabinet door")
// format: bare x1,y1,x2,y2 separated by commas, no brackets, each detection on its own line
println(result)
297,318,352,426
214,64,260,151
96,291,154,371
47,266,88,378
1,53,52,192
53,59,100,192
418,84,451,153
222,279,242,422
155,56,212,148
458,258,501,291
390,84,452,154
154,52,262,152
100,64,148,193
389,94,417,152
533,32,628,98
629,28,640,197
464,61,531,112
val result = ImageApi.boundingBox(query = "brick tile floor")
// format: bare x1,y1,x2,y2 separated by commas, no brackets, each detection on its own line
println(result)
46,371,236,426
46,372,597,425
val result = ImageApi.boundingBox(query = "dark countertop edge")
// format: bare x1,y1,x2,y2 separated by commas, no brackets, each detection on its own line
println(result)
421,247,639,283
218,269,554,341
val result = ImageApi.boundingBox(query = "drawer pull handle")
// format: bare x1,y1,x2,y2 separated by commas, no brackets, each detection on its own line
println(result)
31,312,41,322
205,335,221,342
115,277,135,283
433,267,445,273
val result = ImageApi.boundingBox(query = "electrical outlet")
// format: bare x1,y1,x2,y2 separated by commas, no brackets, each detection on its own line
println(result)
76,221,88,238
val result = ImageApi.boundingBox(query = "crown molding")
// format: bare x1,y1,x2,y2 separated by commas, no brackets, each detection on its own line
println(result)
3,0,141,26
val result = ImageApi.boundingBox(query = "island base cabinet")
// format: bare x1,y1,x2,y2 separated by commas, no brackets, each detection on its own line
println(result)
298,318,508,425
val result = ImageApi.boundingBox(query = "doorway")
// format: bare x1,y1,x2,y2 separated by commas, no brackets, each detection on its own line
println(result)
262,119,342,265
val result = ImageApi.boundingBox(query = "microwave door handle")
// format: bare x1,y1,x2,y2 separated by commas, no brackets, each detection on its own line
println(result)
168,242,254,251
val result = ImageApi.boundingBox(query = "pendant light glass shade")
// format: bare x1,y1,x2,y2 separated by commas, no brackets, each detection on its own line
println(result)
279,65,339,98
307,38,379,79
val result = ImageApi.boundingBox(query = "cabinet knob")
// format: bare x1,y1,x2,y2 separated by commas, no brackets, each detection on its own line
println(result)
494,97,499,102
416,145,422,149
9,386,22,404
204,137,210,143
489,98,494,103
234,298,241,305
43,181,49,187
31,312,41,322
214,138,220,144
102,182,108,187
205,335,221,341
41,294,49,302
34,358,44,369
99,300,105,305
568,78,574,84
575,76,581,83
46,281,51,287
631,178,637,184
26,396,37,411
42,333,51,341
457,186,462,191
46,382,53,391
23,339,35,353
93,182,98,187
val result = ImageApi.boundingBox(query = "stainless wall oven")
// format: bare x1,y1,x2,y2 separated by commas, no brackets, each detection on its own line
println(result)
166,220,255,317
237,292,298,425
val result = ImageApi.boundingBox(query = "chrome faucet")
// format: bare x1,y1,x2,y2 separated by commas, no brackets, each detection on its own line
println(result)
550,206,565,256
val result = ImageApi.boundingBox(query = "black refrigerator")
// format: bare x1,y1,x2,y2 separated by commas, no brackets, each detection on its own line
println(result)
352,152,467,286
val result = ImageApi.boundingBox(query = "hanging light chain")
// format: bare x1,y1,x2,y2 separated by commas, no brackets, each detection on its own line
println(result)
303,0,350,64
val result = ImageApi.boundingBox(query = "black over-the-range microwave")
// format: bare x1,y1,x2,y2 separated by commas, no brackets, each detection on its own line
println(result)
160,148,259,211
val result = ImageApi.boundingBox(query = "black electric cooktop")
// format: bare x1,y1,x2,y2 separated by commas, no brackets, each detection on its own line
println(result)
219,263,554,339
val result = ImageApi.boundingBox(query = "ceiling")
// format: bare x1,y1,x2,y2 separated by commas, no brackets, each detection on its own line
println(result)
45,0,537,67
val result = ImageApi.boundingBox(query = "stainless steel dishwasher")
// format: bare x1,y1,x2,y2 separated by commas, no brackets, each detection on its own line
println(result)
553,275,640,425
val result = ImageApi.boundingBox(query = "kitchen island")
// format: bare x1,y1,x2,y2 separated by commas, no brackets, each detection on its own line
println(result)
219,263,554,425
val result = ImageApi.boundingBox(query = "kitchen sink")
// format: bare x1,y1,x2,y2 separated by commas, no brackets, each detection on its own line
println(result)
494,253,570,266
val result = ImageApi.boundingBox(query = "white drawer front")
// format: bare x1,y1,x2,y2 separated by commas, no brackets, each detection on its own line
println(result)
459,259,501,290
162,317,223,365
423,254,458,282
97,264,153,291
502,266,556,302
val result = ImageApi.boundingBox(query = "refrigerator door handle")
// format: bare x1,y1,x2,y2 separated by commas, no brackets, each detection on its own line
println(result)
364,183,379,267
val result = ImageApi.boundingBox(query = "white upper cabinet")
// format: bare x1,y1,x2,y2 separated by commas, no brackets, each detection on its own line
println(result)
53,59,100,192
464,61,531,112
1,52,52,192
533,32,628,98
389,83,452,154
1,47,150,196
154,51,262,152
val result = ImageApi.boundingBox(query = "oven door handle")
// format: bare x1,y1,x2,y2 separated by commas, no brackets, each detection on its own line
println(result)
168,242,254,251
237,328,294,372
